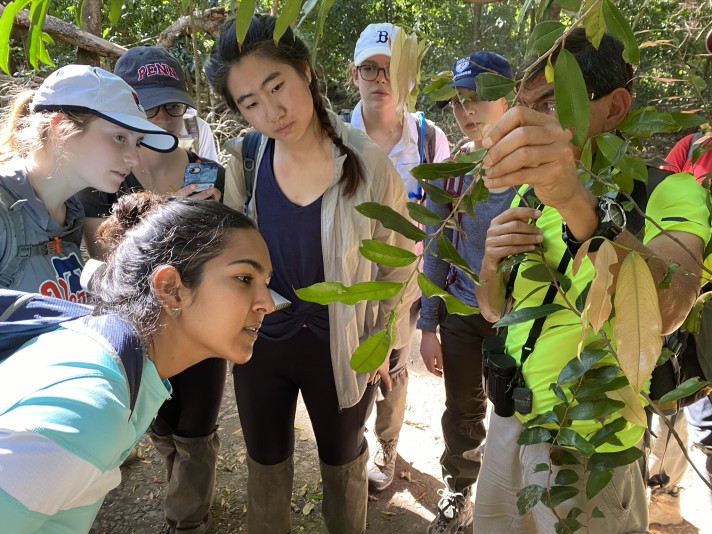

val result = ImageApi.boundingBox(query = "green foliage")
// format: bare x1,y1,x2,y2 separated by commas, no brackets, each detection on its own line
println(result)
494,303,566,328
417,272,479,315
295,281,402,305
359,239,417,267
658,377,709,404
553,48,590,147
526,21,565,56
355,202,428,242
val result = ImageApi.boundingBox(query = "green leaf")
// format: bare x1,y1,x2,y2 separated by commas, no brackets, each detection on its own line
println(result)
0,0,32,74
517,427,553,445
591,506,604,518
567,507,584,520
235,0,258,46
601,0,639,64
526,410,560,426
558,349,608,385
556,0,582,10
543,485,579,507
669,112,707,130
297,0,318,26
554,48,590,148
551,448,582,466
526,21,565,56
575,282,591,313
295,281,402,305
495,303,565,328
359,240,417,267
521,264,572,292
417,273,479,316
425,85,456,104
551,384,569,403
567,399,625,420
418,181,455,206
589,447,644,470
557,428,595,457
586,464,613,500
456,149,487,164
617,108,680,138
436,235,479,283
108,0,124,25
76,0,86,27
475,73,516,101
274,0,303,44
356,202,428,242
595,132,626,166
589,417,628,447
690,75,708,92
27,0,53,70
516,484,546,515
411,162,476,181
555,518,583,534
407,202,442,226
555,469,580,485
659,263,680,290
350,329,391,373
616,155,648,184
658,378,709,404
309,0,335,65
534,463,550,473
576,376,628,398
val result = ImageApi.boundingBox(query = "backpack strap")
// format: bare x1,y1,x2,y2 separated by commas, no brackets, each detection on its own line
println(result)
242,130,262,214
687,131,706,162
0,289,145,414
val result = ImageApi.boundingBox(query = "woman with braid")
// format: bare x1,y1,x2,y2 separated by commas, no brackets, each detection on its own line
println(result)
205,14,417,534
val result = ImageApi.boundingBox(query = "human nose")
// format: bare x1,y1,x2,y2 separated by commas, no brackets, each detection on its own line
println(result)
265,97,286,123
376,68,389,83
124,144,140,167
255,285,277,315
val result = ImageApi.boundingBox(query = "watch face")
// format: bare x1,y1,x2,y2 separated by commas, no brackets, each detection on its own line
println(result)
600,198,626,230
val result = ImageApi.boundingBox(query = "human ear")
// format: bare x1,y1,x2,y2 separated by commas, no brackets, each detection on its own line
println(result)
602,87,632,131
152,265,188,315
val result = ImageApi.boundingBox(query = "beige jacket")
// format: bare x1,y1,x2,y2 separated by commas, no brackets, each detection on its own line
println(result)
223,115,418,409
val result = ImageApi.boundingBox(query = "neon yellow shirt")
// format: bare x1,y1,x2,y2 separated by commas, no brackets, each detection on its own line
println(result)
505,172,711,452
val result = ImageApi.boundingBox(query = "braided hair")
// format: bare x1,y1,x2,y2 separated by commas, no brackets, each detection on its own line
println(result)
205,14,364,197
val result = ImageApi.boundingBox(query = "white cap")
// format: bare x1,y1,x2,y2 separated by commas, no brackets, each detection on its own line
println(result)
31,65,177,153
354,23,400,65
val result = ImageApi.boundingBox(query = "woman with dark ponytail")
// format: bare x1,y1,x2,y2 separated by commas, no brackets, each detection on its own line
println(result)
0,193,275,533
205,14,417,534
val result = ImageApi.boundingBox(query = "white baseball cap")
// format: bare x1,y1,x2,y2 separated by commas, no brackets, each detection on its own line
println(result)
354,23,400,65
31,65,178,152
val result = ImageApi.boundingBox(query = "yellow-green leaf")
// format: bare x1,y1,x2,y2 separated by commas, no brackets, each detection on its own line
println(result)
613,252,662,392
605,385,646,427
350,330,391,372
274,0,303,44
417,273,479,315
295,281,402,305
583,0,606,49
359,240,417,267
235,0,258,46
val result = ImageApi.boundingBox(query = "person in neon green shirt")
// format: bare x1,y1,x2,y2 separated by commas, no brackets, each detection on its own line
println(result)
473,29,710,533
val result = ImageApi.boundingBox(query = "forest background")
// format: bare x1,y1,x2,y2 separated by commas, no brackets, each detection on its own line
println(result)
1,0,710,158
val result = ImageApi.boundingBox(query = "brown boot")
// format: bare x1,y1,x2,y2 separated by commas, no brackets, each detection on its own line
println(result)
320,447,368,534
246,454,294,534
163,431,220,533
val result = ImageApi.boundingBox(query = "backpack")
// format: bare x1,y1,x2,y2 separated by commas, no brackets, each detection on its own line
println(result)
0,181,83,289
0,289,145,414
241,130,263,215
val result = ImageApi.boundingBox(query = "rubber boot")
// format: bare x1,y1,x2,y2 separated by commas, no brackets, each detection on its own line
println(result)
246,454,294,534
320,447,368,534
149,431,177,479
164,431,220,533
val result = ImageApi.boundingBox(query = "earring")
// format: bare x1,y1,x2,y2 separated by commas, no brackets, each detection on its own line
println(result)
171,307,181,318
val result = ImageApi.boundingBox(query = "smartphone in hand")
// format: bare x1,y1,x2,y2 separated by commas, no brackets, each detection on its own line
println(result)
183,162,220,192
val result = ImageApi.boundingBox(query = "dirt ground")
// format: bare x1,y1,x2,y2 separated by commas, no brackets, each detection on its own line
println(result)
91,332,711,534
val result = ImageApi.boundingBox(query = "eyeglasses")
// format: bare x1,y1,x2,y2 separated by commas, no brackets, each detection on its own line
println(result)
356,65,390,82
145,103,188,119
521,100,557,115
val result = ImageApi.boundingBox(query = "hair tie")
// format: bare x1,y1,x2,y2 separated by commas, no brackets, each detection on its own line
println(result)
333,137,344,147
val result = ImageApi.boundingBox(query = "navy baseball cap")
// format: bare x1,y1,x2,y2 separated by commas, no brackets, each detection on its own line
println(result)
437,51,513,108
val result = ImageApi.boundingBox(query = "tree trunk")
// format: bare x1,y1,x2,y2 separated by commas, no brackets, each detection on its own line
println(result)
472,2,482,49
76,0,102,66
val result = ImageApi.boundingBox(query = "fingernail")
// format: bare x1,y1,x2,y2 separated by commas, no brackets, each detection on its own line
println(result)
483,137,492,149
534,209,542,217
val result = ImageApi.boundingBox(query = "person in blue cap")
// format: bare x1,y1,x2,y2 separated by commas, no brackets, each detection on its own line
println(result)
418,50,514,534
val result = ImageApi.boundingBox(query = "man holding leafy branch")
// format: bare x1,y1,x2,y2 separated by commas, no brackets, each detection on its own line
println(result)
473,28,710,532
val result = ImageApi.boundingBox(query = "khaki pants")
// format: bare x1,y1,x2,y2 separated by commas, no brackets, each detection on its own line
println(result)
473,413,649,533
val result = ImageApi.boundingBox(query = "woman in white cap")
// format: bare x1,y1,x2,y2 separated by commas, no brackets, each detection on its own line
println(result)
205,14,418,534
0,64,176,298
349,22,450,495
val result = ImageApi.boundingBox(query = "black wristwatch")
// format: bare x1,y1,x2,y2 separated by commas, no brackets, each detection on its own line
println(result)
562,196,626,254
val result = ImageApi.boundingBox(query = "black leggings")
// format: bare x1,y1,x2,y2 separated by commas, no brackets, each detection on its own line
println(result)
233,328,376,466
152,357,226,438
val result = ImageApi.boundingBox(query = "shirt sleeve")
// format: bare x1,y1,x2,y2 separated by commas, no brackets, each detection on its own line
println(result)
432,125,451,163
196,117,220,162
643,171,711,246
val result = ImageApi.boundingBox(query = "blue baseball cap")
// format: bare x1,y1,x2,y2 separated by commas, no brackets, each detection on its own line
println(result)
437,51,513,108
